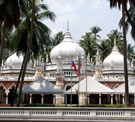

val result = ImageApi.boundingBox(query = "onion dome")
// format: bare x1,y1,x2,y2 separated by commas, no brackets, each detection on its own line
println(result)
102,39,133,73
50,26,85,64
5,53,32,69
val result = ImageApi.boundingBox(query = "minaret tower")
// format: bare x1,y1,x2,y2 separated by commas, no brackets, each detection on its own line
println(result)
94,49,102,79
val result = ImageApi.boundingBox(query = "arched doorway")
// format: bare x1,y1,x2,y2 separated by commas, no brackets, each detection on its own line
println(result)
66,86,78,104
32,94,41,104
44,94,53,104
0,86,6,104
89,94,99,104
8,86,16,104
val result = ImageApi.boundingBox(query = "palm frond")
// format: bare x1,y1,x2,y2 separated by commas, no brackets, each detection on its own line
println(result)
36,11,56,22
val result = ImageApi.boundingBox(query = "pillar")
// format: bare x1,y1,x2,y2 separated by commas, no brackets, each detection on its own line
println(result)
55,94,64,105
41,94,44,104
88,94,90,104
79,93,87,105
95,50,102,79
99,94,101,104
6,95,8,104
111,94,113,104
55,75,64,105
34,67,42,78
22,94,25,104
95,68,102,78
134,94,135,105
53,95,56,104
122,94,125,104
29,94,32,104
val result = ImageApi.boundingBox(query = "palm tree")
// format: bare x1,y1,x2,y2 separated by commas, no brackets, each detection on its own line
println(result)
99,39,111,61
119,5,135,41
109,0,135,105
90,26,101,43
79,32,97,63
0,0,21,74
52,31,64,47
99,30,123,61
0,24,13,63
13,1,56,106
45,31,64,62
99,30,134,64
107,29,123,52
127,44,134,63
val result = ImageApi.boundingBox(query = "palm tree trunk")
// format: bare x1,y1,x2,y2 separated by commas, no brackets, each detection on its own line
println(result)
17,0,35,106
122,2,129,106
0,23,6,75
11,54,25,106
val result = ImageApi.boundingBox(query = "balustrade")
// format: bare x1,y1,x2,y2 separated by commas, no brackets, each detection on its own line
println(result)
0,107,134,121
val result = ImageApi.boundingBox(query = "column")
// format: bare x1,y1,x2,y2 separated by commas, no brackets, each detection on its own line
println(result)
99,94,101,104
111,94,113,104
41,94,44,104
22,94,25,104
122,94,125,104
29,94,32,104
134,94,135,105
53,95,56,104
6,94,8,104
55,75,64,105
79,93,87,105
88,94,90,104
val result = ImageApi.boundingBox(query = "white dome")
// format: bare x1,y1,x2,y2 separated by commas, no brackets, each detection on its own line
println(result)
5,53,32,69
103,43,131,71
50,30,85,63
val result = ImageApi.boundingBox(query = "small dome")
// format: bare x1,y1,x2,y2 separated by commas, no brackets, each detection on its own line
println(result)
103,40,131,71
50,30,85,63
5,53,32,69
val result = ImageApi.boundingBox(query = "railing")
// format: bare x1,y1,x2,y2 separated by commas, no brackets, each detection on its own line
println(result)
0,107,135,121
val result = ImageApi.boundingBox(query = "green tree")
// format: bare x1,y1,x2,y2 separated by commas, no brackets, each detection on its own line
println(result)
79,32,97,63
44,31,64,62
119,5,135,41
109,0,135,105
0,24,13,63
90,26,101,42
52,32,64,47
10,0,55,106
107,29,123,52
0,0,22,74
98,30,123,61
127,43,134,63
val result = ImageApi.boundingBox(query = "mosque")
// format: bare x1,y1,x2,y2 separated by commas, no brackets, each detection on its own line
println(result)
0,26,135,106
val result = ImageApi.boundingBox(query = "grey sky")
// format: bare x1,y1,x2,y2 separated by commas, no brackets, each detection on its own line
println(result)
43,0,134,45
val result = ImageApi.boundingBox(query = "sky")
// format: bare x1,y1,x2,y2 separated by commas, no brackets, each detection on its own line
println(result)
43,0,134,45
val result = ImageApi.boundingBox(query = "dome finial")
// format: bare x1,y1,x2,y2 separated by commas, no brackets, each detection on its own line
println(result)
67,17,69,31
114,37,117,46
112,37,118,51
63,17,72,40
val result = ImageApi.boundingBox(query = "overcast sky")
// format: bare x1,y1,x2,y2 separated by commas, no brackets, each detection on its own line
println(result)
43,0,134,45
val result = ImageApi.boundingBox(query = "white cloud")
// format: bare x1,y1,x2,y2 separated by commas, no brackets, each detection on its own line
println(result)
42,0,134,45
44,0,85,14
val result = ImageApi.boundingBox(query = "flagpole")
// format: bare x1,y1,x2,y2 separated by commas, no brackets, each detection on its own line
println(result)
86,57,88,106
70,59,72,105
78,56,80,106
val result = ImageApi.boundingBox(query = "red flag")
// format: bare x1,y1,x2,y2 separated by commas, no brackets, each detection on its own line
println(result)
72,61,78,75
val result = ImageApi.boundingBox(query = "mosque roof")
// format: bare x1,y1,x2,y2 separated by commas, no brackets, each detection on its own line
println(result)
67,76,114,94
22,77,64,94
113,79,135,93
